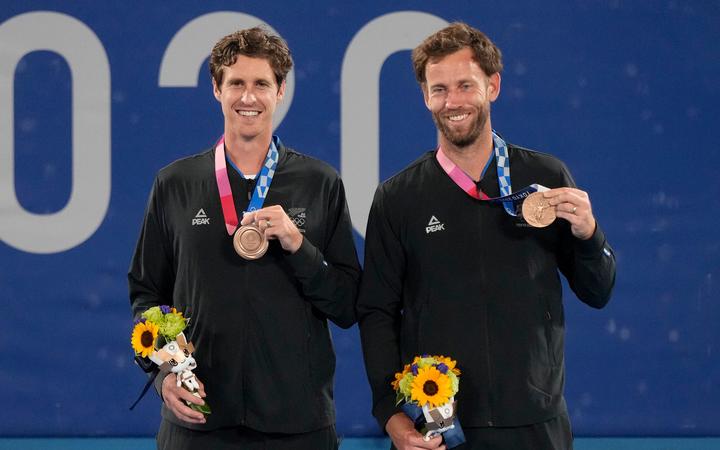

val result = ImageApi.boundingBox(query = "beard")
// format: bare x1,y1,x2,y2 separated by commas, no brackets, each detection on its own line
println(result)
432,103,489,148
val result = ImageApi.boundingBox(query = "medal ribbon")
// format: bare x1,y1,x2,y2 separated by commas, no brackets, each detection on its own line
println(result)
214,135,279,235
436,131,547,216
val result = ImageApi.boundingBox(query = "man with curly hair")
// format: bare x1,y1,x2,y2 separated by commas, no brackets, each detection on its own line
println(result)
129,27,360,449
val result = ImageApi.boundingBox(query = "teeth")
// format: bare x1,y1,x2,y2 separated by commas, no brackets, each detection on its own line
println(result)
448,113,468,121
238,111,259,116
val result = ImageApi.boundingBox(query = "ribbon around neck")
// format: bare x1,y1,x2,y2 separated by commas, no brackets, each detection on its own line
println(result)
214,135,280,235
436,131,547,216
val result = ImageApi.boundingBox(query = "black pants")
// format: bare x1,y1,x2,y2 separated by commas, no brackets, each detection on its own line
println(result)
391,413,573,450
157,420,338,450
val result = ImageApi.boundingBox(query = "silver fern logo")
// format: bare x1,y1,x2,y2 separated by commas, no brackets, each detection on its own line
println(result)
288,207,307,231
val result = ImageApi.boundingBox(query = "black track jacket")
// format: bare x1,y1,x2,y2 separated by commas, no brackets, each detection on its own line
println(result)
129,141,360,433
357,142,616,430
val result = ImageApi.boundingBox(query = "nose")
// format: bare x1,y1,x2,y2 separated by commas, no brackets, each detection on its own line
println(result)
445,88,462,109
187,357,197,369
240,87,256,104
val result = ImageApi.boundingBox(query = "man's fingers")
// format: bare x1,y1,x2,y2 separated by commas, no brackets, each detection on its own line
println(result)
402,433,444,449
543,188,596,240
164,385,206,424
170,400,205,423
177,387,205,405
240,210,257,226
543,188,584,206
418,435,444,449
554,202,579,216
196,378,206,397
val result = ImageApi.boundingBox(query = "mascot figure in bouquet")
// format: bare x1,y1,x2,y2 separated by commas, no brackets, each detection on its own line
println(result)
130,305,210,415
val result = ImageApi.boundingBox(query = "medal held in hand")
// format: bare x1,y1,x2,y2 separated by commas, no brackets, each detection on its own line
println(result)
392,355,466,448
521,191,556,227
233,224,268,260
214,134,280,260
437,131,559,228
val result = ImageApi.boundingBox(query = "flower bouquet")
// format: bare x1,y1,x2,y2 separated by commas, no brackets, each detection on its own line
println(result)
131,305,210,415
392,355,465,447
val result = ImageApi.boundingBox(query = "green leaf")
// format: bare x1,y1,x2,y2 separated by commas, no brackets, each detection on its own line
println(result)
190,402,212,415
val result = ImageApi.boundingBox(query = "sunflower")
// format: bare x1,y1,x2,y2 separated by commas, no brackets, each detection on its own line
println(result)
131,320,159,358
410,366,452,408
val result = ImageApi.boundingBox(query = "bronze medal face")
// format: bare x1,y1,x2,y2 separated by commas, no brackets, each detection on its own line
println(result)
521,191,556,228
233,225,268,260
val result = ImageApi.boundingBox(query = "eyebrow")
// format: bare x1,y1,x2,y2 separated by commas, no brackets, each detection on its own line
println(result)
224,76,273,85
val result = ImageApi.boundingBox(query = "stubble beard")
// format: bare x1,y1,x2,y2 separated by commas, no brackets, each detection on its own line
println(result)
433,104,489,149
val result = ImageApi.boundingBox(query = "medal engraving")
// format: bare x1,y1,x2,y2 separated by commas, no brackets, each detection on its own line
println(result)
233,225,268,259
521,192,556,228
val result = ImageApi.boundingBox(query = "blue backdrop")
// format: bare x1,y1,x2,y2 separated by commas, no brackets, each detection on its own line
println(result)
1,0,718,437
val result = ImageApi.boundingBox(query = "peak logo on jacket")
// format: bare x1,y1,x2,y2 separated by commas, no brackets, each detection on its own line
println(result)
192,209,210,226
425,215,445,234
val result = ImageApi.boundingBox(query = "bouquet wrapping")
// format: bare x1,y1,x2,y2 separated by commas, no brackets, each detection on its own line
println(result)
131,305,210,415
392,355,465,448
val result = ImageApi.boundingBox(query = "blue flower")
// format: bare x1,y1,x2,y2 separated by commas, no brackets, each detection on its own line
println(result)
160,305,172,314
411,363,419,376
436,363,449,374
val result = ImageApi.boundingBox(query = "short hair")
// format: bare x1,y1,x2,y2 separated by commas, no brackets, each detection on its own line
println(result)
209,27,293,89
412,22,503,84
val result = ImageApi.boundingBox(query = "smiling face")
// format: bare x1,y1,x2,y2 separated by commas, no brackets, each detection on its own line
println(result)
213,55,285,143
423,47,500,149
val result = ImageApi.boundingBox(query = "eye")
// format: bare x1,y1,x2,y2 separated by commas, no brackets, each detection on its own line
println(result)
169,359,178,366
183,349,190,357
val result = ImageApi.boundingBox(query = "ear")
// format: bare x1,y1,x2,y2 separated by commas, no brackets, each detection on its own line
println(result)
212,78,222,101
487,72,501,102
176,333,187,347
277,79,286,102
422,83,431,110
148,348,171,366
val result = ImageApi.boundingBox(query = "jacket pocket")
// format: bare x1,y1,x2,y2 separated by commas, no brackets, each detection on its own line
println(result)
542,295,564,367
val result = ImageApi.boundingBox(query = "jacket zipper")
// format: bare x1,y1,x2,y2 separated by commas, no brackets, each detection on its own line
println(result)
483,299,494,426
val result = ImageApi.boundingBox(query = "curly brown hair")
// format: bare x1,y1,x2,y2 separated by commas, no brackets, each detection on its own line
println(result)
209,27,293,90
412,22,503,84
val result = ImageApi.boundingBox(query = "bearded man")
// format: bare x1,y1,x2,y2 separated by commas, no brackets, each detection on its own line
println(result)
357,22,616,450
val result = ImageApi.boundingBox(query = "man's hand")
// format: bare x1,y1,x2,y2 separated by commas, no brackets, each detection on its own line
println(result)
543,187,597,240
386,413,446,450
161,373,207,425
240,205,304,253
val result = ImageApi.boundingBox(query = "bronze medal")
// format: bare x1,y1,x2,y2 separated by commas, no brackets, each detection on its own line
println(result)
521,191,556,228
233,225,268,260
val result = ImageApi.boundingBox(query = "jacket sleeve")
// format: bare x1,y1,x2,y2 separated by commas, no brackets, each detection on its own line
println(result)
555,166,617,308
284,175,361,329
356,185,406,431
559,224,616,309
128,177,175,395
